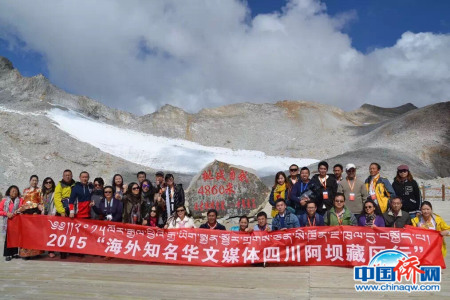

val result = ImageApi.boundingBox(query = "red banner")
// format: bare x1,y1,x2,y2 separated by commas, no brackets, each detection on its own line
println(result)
7,215,445,268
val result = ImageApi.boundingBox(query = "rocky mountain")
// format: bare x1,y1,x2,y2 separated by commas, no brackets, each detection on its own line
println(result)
345,103,417,124
0,55,449,193
0,57,133,124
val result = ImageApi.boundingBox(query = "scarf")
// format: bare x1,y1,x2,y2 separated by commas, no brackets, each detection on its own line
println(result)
273,184,287,201
125,194,141,224
43,191,56,215
104,198,114,215
165,186,177,217
149,216,158,227
130,203,141,224
365,214,376,227
418,216,436,230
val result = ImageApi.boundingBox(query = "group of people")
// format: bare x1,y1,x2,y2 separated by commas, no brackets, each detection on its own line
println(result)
261,161,450,256
1,161,449,262
1,170,190,261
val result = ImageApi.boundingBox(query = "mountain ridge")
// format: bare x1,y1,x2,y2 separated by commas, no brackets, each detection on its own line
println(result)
0,55,448,192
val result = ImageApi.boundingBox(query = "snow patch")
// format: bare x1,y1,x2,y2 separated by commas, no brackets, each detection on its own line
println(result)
0,106,43,116
46,108,318,176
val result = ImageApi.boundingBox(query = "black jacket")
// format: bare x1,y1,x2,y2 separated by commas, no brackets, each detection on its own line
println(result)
162,184,185,217
199,222,226,230
310,174,338,214
140,191,155,220
392,179,421,214
92,198,123,222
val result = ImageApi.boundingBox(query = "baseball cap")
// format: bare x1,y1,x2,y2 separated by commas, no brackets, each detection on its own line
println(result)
345,163,356,171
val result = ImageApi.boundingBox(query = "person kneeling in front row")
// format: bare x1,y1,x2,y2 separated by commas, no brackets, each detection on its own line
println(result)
253,211,271,232
382,197,411,228
299,201,324,227
272,199,300,231
324,193,357,226
200,209,226,230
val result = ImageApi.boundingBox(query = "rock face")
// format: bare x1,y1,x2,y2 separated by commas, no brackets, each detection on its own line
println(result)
185,161,270,219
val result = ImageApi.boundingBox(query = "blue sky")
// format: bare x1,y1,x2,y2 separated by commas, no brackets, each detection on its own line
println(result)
0,0,449,114
249,0,450,51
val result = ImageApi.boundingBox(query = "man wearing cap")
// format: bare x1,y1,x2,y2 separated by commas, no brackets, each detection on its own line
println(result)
364,162,396,213
338,164,368,220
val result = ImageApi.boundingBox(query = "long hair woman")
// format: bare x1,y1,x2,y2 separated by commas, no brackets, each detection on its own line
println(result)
358,199,385,228
268,171,292,218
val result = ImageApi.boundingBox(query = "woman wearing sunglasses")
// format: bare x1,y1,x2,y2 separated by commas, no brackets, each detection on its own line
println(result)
392,165,421,219
91,186,123,222
142,205,164,228
358,199,385,228
140,179,155,223
165,205,195,229
90,177,104,220
41,177,56,216
122,182,142,224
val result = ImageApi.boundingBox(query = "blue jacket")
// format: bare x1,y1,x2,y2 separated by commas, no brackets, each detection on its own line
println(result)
299,213,324,227
272,210,300,230
289,181,313,214
69,182,93,218
92,198,123,222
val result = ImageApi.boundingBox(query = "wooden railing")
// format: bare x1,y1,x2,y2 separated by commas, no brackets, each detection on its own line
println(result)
421,184,450,201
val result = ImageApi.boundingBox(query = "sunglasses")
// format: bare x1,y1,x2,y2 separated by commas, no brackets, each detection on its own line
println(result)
176,209,185,212
398,169,408,173
151,210,157,212
289,169,298,172
142,184,150,188
44,181,52,184
132,187,140,190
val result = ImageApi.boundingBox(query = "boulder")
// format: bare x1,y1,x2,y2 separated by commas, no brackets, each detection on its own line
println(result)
186,160,270,219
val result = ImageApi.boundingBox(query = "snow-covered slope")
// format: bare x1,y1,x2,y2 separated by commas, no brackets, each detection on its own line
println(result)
47,108,318,176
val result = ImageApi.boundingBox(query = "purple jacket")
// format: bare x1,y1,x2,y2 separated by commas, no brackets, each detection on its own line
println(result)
358,215,385,227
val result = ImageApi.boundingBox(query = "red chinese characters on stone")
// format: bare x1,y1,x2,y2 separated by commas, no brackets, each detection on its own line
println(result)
238,171,249,183
215,169,226,181
202,170,214,181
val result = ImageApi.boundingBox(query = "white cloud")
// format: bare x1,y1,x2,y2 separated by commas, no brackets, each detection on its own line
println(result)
0,0,449,115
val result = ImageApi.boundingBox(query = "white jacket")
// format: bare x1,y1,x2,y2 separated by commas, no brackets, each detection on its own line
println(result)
168,216,195,229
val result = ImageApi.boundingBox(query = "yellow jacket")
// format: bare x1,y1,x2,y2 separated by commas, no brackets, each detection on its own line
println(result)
54,180,75,215
365,175,396,213
412,213,450,257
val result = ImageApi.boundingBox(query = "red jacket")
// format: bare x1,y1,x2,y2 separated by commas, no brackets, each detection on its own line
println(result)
0,197,24,216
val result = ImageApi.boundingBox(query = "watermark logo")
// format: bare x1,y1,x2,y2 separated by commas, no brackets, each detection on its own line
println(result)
354,249,441,292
